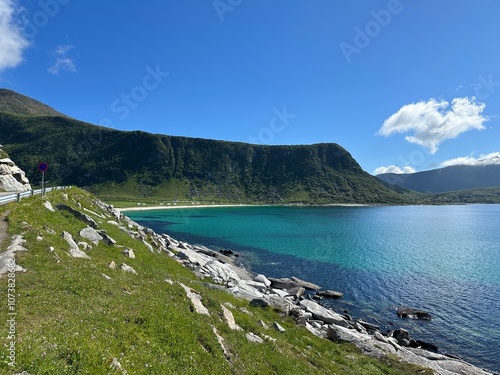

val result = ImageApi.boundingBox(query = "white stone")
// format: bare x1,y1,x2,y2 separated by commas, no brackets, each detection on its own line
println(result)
273,322,286,333
246,332,264,343
62,231,90,259
43,201,55,212
258,319,269,329
180,283,209,316
300,300,349,327
79,227,103,245
120,263,137,274
122,248,136,259
221,305,242,331
254,274,271,287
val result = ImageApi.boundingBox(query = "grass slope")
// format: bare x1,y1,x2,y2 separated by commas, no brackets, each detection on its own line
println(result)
0,188,430,374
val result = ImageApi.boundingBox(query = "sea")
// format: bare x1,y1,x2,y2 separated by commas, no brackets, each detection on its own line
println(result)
125,204,500,373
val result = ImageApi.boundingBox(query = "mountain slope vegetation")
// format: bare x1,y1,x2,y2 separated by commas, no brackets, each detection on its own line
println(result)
0,90,407,204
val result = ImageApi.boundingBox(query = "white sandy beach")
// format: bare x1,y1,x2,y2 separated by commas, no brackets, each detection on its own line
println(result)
119,204,257,212
119,203,372,212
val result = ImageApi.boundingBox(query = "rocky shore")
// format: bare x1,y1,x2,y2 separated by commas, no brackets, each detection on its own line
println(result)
111,205,495,375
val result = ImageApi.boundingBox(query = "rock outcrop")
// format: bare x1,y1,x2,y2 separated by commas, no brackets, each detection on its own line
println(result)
0,154,31,192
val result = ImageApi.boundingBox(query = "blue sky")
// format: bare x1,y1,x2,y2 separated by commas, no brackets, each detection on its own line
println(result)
1,0,500,175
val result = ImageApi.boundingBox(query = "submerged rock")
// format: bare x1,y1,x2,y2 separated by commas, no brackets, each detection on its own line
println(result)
315,290,344,299
291,276,321,290
397,307,432,320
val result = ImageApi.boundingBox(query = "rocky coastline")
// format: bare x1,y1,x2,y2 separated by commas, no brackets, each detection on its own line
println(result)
113,204,495,375
21,193,493,375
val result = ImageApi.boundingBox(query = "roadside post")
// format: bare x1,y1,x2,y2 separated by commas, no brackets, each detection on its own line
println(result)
38,162,49,196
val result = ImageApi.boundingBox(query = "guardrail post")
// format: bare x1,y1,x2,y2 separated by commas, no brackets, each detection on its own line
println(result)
31,189,34,197
17,193,21,203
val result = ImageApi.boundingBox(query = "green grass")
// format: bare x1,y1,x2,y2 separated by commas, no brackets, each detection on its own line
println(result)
0,188,432,374
0,148,8,159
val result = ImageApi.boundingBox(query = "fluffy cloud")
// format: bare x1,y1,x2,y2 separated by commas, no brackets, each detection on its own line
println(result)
48,45,77,74
440,152,500,168
0,0,29,72
377,97,489,154
373,165,416,175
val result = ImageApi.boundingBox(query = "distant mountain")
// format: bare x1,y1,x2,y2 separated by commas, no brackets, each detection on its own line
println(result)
377,165,500,193
0,89,67,117
0,90,407,204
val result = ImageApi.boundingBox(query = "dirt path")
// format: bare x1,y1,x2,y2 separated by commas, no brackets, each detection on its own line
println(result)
0,210,10,252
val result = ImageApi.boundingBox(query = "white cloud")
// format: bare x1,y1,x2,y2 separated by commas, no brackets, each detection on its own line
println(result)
0,0,29,72
439,152,500,168
48,44,77,74
373,165,416,175
377,97,489,154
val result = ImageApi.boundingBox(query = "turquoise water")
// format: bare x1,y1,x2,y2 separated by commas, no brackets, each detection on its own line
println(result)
126,205,500,373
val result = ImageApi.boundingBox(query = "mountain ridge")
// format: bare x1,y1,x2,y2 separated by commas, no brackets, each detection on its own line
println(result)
0,89,68,117
0,90,407,204
377,164,500,193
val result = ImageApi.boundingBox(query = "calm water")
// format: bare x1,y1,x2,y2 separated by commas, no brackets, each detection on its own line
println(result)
126,205,500,373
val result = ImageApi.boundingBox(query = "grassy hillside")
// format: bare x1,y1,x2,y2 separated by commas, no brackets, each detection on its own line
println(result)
0,188,430,374
0,109,408,204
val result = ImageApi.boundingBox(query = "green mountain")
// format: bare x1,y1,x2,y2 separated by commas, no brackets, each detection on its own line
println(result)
377,164,500,193
0,90,408,204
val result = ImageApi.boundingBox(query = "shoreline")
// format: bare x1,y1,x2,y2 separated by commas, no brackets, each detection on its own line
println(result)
119,203,374,212
119,204,259,212
113,204,495,375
